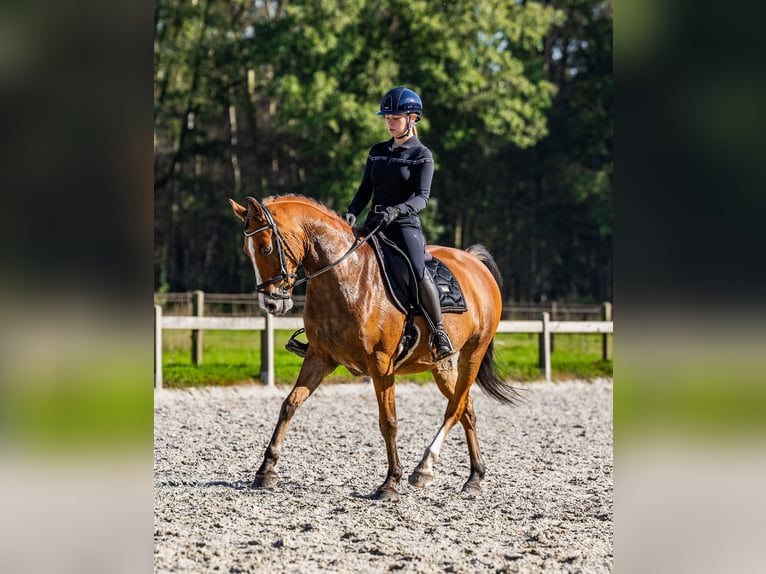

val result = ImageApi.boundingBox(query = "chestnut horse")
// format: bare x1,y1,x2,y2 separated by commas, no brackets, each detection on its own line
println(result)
230,195,521,500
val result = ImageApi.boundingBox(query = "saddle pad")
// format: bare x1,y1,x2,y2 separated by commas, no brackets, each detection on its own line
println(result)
367,234,467,315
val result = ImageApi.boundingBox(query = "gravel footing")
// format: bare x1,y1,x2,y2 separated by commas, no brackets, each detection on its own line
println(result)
155,379,613,573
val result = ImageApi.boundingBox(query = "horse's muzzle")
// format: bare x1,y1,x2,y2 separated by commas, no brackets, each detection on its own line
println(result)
261,292,294,315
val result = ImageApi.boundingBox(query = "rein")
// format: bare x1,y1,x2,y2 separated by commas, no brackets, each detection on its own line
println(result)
293,221,382,288
244,201,382,296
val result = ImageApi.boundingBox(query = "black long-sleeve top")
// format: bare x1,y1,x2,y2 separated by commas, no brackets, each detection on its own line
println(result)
347,136,434,224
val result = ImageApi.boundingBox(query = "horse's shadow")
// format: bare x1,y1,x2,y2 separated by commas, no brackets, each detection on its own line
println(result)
156,479,254,491
158,478,387,500
349,490,380,500
202,480,253,491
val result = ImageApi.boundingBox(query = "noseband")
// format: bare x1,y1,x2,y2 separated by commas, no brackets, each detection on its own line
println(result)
244,202,303,299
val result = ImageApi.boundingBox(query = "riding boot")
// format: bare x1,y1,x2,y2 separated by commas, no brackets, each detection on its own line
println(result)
418,273,455,361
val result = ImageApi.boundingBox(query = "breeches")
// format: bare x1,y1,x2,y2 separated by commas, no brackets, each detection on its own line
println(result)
384,221,427,280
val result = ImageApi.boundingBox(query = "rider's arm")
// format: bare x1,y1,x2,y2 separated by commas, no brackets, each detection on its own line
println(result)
397,153,434,216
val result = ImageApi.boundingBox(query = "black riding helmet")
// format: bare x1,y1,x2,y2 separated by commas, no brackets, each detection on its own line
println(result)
376,87,423,122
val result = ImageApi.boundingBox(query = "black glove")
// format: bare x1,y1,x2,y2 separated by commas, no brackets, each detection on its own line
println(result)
342,212,356,226
359,206,401,236
359,214,384,236
379,205,401,227
358,218,378,236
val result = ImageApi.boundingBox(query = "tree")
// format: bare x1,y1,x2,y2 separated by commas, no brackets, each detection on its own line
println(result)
153,0,612,303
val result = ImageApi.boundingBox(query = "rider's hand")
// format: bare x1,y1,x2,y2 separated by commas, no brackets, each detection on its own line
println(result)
380,206,400,227
342,212,356,227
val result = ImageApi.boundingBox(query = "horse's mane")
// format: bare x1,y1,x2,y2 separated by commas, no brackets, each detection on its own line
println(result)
262,194,343,223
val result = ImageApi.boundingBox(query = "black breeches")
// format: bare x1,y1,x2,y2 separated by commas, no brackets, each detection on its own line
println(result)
384,222,427,280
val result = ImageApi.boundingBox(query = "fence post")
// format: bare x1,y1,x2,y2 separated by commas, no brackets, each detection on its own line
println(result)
602,302,613,361
538,312,552,382
538,314,544,373
191,290,204,366
550,301,557,354
260,312,275,386
154,304,163,389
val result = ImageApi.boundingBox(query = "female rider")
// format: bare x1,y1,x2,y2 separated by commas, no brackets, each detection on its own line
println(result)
342,86,455,361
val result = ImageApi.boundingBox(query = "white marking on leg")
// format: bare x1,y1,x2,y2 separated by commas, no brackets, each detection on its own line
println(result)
416,425,446,477
428,426,447,459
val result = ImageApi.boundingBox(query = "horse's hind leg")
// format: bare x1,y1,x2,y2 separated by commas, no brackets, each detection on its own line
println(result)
408,362,459,489
456,394,485,495
409,355,485,494
252,353,336,488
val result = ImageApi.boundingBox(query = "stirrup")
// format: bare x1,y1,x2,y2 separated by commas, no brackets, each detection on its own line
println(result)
429,329,455,361
285,328,309,358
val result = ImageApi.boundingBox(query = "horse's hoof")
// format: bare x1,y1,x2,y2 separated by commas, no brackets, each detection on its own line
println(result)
252,472,278,488
461,481,482,497
372,487,400,502
408,470,434,488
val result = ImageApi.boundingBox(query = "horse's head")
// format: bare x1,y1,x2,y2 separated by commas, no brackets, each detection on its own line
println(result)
229,197,302,315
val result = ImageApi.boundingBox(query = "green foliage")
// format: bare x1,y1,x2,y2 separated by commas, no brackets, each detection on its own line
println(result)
154,0,613,303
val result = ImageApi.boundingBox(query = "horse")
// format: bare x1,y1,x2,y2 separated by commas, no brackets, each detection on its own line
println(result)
229,195,522,500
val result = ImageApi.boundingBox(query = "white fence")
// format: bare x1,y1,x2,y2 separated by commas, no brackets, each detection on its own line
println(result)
154,305,613,388
155,291,609,321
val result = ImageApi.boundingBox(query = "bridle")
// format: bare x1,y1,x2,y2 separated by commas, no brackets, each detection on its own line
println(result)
244,201,303,300
243,200,382,300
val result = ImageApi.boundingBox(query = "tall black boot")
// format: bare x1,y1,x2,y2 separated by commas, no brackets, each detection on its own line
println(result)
418,274,455,361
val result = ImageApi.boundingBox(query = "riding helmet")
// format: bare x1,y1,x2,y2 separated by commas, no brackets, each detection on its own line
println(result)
376,87,423,120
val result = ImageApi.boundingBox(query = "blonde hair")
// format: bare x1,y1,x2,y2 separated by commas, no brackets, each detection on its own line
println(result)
410,114,419,137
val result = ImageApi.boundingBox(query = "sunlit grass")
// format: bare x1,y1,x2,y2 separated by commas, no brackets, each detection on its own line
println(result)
161,330,612,388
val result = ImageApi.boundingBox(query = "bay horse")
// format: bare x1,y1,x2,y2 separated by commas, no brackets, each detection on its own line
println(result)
230,195,522,500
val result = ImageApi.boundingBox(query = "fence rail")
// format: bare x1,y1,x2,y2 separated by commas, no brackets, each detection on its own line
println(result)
154,292,609,321
154,303,613,388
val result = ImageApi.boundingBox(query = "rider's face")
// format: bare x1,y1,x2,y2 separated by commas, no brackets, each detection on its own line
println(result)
384,114,408,137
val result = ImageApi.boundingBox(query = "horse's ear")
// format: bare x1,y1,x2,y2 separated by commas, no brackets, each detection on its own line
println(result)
229,199,248,222
245,196,266,221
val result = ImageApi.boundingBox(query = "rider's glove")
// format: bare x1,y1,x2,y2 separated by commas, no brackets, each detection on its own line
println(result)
380,205,401,227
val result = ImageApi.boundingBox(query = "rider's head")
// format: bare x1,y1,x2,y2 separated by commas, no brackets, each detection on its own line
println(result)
376,87,422,139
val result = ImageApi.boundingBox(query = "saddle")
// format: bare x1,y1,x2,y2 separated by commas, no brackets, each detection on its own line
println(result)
366,233,466,364
284,232,467,362
366,233,467,315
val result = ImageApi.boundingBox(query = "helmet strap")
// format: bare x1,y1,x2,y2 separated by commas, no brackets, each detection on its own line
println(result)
394,116,414,140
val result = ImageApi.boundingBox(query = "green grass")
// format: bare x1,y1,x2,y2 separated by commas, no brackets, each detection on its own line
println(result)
162,330,612,388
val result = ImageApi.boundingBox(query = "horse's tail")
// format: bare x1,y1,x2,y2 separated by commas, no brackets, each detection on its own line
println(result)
465,244,503,290
465,244,525,406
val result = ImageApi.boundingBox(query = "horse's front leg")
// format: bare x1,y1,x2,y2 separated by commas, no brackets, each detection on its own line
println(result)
253,352,336,488
371,375,402,501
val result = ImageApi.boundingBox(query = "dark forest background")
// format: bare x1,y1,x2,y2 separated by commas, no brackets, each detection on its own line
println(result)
154,0,612,303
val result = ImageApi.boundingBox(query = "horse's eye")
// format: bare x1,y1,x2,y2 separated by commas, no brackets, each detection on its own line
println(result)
263,245,273,255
